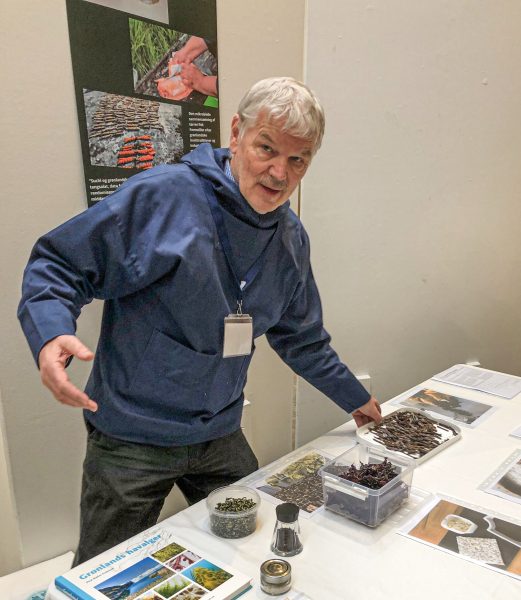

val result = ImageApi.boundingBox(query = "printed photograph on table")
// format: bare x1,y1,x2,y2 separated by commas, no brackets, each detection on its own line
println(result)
253,449,334,515
481,449,521,506
130,19,218,105
393,388,495,427
400,496,521,580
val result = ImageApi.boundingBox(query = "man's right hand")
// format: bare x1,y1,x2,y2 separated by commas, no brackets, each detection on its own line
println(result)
38,335,98,412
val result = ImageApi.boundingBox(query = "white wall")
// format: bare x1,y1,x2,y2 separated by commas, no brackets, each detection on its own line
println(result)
0,0,304,572
297,0,521,442
0,395,22,575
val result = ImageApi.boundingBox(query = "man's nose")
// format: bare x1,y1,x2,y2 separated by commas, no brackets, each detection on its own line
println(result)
268,157,288,182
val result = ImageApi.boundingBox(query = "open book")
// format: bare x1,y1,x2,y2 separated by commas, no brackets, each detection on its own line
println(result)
54,523,251,600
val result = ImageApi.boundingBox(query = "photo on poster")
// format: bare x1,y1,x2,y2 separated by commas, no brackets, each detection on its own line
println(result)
392,387,495,427
399,496,521,580
480,450,521,506
130,19,218,104
83,0,169,24
84,89,183,169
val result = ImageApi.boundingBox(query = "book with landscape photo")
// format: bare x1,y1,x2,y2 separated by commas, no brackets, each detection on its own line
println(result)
54,522,251,600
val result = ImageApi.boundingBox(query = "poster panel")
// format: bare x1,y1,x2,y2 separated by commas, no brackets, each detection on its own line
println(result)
66,0,219,206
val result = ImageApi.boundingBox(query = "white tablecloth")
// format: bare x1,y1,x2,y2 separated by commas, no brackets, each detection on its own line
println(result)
47,374,521,600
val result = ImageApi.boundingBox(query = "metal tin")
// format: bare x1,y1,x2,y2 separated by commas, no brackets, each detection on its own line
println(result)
260,559,292,595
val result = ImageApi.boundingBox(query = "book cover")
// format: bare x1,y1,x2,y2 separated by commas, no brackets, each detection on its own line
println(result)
54,523,251,600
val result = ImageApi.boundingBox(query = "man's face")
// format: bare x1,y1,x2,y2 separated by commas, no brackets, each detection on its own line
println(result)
229,113,314,214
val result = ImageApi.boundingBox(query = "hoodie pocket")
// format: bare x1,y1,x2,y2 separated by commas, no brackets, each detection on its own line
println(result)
129,329,219,414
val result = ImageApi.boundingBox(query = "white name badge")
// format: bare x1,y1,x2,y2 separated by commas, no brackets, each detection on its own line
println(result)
223,314,253,358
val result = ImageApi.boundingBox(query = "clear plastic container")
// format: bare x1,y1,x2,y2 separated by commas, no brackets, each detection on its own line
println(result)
206,485,260,538
319,444,415,527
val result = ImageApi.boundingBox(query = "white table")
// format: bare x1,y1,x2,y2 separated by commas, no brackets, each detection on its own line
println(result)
48,373,521,600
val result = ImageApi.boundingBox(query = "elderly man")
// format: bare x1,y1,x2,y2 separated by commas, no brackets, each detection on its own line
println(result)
18,77,381,564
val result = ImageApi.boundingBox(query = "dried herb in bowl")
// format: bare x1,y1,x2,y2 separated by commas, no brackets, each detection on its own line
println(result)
209,494,259,538
338,458,399,489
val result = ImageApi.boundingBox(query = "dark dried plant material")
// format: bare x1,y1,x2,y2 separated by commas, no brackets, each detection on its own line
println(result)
338,459,398,489
370,411,457,458
215,497,256,512
211,496,258,538
274,473,324,512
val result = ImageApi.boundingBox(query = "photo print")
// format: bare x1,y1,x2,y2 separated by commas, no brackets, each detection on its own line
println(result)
94,556,173,600
84,90,183,170
173,585,207,600
151,541,186,563
129,19,218,104
254,450,332,515
153,574,191,598
182,559,232,591
165,550,201,571
481,450,521,506
394,388,494,427
400,496,521,580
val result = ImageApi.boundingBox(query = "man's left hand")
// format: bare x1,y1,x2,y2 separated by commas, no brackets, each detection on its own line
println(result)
351,396,382,427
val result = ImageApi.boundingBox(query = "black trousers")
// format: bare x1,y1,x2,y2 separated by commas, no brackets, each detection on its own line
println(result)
73,425,258,566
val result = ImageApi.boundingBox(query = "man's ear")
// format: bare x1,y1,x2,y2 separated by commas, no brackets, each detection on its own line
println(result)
229,114,240,153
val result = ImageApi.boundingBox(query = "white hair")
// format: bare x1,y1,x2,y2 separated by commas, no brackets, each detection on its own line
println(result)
236,77,325,154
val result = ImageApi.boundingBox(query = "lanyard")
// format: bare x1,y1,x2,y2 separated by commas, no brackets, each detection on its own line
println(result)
201,178,277,310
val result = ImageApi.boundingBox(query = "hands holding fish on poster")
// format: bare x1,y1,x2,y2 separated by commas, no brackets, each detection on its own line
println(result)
156,35,218,99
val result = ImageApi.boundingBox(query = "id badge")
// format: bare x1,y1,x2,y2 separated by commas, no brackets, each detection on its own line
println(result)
223,314,253,358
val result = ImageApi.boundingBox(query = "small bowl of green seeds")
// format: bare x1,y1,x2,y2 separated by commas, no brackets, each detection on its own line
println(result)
207,485,260,539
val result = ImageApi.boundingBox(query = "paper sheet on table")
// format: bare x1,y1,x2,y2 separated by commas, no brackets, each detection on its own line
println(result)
432,364,521,399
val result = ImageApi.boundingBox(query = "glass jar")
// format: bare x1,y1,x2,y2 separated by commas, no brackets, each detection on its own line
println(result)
270,502,303,557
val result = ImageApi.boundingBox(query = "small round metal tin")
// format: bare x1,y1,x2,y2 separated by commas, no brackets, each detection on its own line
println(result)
260,559,292,596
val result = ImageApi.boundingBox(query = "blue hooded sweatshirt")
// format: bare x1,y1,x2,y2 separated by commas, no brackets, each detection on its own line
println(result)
18,144,370,446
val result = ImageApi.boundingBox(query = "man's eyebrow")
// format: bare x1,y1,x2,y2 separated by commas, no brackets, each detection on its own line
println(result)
258,131,312,157
258,132,275,144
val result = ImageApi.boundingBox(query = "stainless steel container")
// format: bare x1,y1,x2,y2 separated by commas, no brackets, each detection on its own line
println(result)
260,559,292,595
